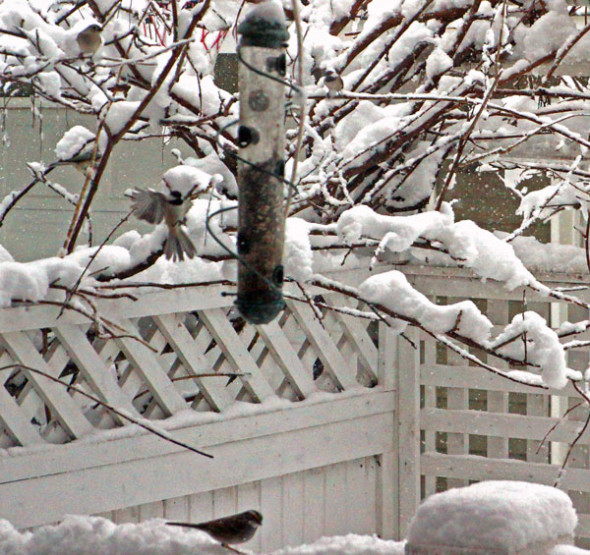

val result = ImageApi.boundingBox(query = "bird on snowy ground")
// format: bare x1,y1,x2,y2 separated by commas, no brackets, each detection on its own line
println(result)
167,510,263,553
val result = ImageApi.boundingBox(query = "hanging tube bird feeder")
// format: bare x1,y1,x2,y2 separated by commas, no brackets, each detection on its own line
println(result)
235,3,289,325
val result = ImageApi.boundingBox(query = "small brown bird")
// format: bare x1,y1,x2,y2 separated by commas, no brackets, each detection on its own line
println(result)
76,23,102,55
167,510,263,550
129,188,197,261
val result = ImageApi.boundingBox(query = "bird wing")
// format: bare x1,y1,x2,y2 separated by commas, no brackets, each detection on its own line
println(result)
129,189,167,224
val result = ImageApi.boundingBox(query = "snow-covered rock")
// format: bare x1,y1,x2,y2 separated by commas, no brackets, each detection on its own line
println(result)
405,481,577,554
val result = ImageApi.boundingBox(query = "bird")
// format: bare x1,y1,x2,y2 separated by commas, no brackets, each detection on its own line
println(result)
167,510,263,551
54,126,103,175
76,23,103,55
128,165,212,261
128,188,197,262
321,68,344,97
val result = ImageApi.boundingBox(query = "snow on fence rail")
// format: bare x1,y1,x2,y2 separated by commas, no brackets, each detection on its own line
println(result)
3,264,590,550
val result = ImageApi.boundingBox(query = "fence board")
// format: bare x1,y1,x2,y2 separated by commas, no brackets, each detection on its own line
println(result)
1,331,93,438
421,363,570,396
256,320,316,399
285,300,357,391
115,331,187,415
197,309,276,402
54,325,138,421
421,407,585,443
153,314,232,412
396,328,420,539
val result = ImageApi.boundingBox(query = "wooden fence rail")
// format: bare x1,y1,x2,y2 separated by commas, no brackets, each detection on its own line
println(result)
2,264,590,550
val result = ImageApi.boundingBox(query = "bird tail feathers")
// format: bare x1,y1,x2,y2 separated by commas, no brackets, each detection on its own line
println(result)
164,228,197,262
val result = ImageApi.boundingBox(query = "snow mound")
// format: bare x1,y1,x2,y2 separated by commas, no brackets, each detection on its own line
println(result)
406,481,577,552
278,533,405,554
0,517,408,554
0,516,224,554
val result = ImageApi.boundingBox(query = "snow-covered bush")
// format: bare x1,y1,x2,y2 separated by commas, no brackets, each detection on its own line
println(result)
2,0,590,395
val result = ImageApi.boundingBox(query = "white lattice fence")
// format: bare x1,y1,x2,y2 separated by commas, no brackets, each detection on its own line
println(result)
0,267,398,551
400,266,590,548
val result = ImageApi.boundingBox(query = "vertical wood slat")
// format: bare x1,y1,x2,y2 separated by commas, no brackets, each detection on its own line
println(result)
237,481,262,553
153,314,233,412
282,472,304,548
188,491,214,522
1,331,93,438
377,321,397,539
285,299,358,391
396,327,421,540
422,333,437,497
303,467,325,543
486,301,509,460
445,296,469,488
259,476,283,552
163,495,189,521
197,309,276,403
325,462,348,537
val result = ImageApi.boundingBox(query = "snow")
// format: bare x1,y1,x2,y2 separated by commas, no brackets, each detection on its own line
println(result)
0,481,582,553
284,218,314,280
162,165,213,197
243,0,287,26
359,269,493,342
425,48,453,82
406,481,577,552
278,534,406,554
489,311,569,389
0,516,409,554
523,11,576,62
54,126,97,162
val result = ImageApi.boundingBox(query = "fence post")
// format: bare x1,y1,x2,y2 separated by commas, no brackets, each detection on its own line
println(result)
376,321,397,539
395,326,421,539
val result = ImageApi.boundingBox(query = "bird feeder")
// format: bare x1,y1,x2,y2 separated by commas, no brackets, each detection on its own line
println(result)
235,3,289,325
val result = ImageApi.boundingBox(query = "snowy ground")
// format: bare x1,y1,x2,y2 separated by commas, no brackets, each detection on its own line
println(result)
0,516,405,554
0,481,585,554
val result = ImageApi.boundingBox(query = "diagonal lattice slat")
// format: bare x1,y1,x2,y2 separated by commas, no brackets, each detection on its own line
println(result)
54,325,138,422
114,325,188,416
285,300,358,391
1,331,93,438
197,308,276,403
256,320,317,400
0,284,378,448
153,313,232,412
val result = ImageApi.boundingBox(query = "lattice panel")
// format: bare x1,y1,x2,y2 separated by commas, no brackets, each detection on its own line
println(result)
0,291,378,448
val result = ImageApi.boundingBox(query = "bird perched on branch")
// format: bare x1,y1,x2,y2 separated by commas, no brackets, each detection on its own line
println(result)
321,68,344,97
54,125,103,175
76,23,103,55
128,165,213,262
167,510,263,551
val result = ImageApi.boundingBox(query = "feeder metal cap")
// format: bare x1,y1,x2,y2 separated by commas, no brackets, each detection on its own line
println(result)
237,1,289,48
